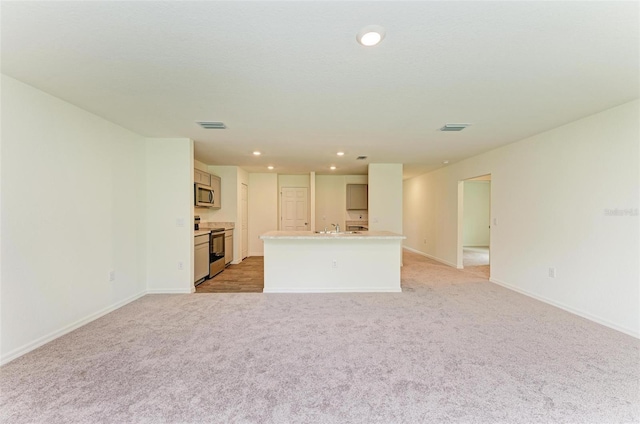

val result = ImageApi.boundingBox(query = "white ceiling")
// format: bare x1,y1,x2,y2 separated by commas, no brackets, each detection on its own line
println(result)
2,1,638,178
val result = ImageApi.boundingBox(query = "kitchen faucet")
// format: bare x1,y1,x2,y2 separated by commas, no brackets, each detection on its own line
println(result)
331,223,340,233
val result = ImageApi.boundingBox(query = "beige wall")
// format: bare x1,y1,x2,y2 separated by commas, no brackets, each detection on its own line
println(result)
236,167,249,263
368,164,403,234
205,165,238,222
1,75,148,363
403,100,640,337
248,173,278,255
145,138,194,293
315,175,368,232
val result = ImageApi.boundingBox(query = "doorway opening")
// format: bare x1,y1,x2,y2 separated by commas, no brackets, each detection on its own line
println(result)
457,174,491,279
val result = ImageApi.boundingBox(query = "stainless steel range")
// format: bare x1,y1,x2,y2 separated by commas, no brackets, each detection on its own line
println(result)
209,228,226,278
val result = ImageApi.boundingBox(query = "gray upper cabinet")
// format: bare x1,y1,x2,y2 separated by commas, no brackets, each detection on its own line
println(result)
346,184,368,210
194,168,221,209
194,169,211,186
210,174,221,209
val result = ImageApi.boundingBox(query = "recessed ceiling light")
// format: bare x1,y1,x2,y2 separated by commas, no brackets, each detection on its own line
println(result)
253,151,261,156
443,160,449,164
357,25,386,47
337,152,345,156
267,166,274,170
330,166,336,170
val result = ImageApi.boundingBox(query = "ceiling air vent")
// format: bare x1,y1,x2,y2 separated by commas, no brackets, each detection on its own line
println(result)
440,123,470,132
356,156,368,160
197,121,226,129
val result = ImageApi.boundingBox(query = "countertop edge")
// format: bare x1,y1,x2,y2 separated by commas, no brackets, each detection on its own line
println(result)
260,231,405,240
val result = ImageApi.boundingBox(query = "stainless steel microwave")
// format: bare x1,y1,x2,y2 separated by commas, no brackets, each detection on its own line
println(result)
194,183,217,208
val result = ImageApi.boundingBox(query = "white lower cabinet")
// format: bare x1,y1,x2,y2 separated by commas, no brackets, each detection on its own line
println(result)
194,234,209,282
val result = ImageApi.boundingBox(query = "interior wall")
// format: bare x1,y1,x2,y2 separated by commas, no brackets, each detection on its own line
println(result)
463,181,491,246
315,175,368,232
236,168,249,264
368,164,403,234
194,159,208,172
0,75,147,363
403,100,640,337
145,138,194,294
345,175,369,222
315,175,346,231
205,165,238,223
248,173,278,256
309,172,316,231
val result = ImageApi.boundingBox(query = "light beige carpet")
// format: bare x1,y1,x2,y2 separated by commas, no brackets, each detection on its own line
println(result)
463,246,490,279
463,246,490,266
1,251,638,423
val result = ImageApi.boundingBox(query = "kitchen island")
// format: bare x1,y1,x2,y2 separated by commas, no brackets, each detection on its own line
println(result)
260,230,405,293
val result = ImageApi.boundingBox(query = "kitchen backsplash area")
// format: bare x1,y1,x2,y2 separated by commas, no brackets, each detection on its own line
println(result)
346,210,368,221
200,221,235,230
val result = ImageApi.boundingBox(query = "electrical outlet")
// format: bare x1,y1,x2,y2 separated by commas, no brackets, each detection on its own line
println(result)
108,270,115,281
176,218,185,227
332,259,337,268
178,261,184,270
423,238,427,244
548,267,556,278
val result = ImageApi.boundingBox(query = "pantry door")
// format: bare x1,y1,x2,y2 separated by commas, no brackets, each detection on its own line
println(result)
280,187,308,231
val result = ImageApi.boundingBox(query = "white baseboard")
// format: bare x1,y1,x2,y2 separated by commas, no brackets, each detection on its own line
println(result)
0,290,147,366
263,287,402,293
146,289,192,294
403,246,458,268
490,277,639,339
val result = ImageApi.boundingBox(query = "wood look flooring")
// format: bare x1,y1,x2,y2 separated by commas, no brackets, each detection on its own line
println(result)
196,256,264,293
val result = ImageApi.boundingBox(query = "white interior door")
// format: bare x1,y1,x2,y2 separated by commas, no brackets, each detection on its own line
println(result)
281,187,308,231
242,183,248,259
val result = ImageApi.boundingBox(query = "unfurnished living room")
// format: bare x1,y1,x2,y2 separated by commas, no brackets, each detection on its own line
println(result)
1,2,638,423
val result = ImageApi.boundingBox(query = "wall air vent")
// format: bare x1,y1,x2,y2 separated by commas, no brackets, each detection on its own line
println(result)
197,121,226,129
356,156,368,160
440,123,471,131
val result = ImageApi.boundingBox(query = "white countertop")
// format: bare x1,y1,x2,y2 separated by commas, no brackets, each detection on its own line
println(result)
194,229,211,236
260,230,405,240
